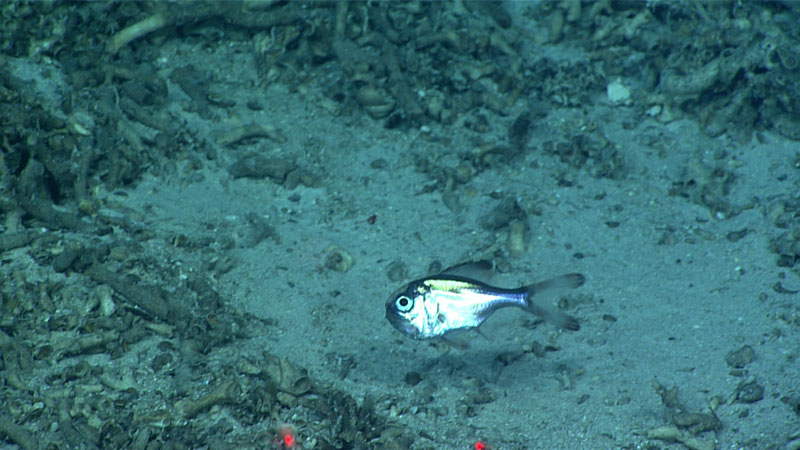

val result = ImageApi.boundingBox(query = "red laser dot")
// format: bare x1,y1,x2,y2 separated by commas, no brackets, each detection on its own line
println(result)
475,441,487,450
283,432,295,448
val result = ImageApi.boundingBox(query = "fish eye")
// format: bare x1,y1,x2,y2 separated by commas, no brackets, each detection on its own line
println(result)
395,296,413,312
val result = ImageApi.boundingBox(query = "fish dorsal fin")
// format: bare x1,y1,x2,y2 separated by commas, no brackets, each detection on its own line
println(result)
439,260,495,284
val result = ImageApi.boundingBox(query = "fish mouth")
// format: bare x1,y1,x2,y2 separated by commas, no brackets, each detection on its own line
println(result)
385,308,417,337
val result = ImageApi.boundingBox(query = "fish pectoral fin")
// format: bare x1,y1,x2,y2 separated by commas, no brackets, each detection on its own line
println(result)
441,335,471,350
474,326,492,341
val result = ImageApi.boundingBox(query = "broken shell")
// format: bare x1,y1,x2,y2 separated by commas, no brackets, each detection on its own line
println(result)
364,102,396,119
453,163,474,184
607,78,631,105
239,360,261,376
84,288,100,314
176,380,241,419
386,261,408,282
99,369,140,393
425,93,444,119
507,220,527,258
97,285,116,317
548,9,565,43
262,354,311,396
441,190,462,214
562,0,582,22
647,425,682,440
777,45,799,71
356,86,396,119
325,246,354,272
67,111,94,136
144,322,174,338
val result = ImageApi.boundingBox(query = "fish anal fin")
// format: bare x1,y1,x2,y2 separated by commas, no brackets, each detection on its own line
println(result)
441,335,471,350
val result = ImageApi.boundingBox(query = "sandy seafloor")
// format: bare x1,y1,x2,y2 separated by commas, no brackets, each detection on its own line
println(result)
8,4,799,450
113,24,800,450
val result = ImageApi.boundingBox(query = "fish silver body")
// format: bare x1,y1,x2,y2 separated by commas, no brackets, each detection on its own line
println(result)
386,271,584,340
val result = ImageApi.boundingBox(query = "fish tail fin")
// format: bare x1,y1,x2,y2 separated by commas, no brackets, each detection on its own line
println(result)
522,273,584,331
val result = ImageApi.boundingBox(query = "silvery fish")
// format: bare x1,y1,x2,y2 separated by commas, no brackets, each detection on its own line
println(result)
385,261,584,341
